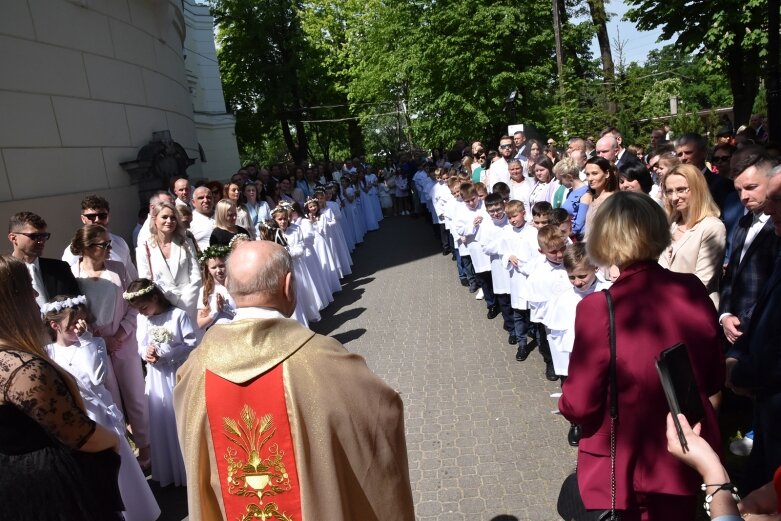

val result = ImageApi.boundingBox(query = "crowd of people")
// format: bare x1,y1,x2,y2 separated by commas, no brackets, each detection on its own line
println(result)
2,119,781,520
0,160,394,520
408,126,781,520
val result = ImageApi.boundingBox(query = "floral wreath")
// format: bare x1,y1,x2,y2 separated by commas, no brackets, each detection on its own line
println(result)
123,284,155,301
198,244,233,265
40,295,87,314
228,234,250,250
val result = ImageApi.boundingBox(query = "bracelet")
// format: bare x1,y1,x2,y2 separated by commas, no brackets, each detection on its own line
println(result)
700,482,740,517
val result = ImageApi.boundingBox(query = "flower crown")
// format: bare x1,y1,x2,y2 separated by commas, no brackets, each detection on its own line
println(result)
123,284,155,300
305,196,319,207
228,234,250,249
41,295,87,315
197,244,233,265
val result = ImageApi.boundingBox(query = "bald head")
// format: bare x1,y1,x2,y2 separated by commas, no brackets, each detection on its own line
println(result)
226,241,295,316
596,135,619,163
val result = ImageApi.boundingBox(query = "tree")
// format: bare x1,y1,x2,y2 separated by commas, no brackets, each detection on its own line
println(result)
585,0,616,113
626,0,767,128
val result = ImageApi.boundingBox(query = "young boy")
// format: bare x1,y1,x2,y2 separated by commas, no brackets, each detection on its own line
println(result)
444,177,476,290
478,193,515,335
502,200,540,357
530,201,553,228
550,207,574,242
454,182,497,317
520,225,571,381
547,242,611,445
492,182,511,203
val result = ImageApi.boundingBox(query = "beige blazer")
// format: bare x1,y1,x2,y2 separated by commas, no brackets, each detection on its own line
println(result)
659,215,726,307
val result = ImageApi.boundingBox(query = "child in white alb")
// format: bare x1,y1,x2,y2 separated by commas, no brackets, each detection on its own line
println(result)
43,295,160,521
125,280,198,487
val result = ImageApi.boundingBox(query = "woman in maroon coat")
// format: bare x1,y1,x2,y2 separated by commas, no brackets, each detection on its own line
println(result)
559,192,725,520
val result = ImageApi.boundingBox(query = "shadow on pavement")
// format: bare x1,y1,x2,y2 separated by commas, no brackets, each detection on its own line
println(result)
332,328,367,344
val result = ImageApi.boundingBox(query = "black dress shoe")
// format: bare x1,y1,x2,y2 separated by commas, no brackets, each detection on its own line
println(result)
568,424,581,447
486,306,500,319
545,362,558,381
515,345,531,361
468,283,478,293
460,279,469,287
508,335,518,345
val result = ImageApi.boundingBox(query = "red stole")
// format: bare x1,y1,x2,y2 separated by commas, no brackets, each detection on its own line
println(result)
205,365,302,521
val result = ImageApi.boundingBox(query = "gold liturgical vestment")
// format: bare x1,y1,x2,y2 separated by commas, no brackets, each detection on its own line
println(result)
174,317,415,521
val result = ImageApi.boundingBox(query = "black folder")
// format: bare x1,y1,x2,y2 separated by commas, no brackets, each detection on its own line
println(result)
656,343,705,452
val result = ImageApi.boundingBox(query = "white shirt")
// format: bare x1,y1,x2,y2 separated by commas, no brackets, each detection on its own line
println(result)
190,210,215,250
740,212,770,264
233,306,288,321
489,159,510,190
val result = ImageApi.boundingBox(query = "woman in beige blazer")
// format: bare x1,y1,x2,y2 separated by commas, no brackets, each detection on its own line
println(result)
659,164,726,307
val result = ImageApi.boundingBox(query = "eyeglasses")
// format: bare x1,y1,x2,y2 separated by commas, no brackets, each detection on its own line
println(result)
713,155,731,162
487,207,504,215
15,232,51,242
82,212,108,221
92,240,112,250
664,187,690,198
499,144,513,150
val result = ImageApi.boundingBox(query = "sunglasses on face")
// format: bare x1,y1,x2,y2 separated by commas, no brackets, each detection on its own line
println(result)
92,240,112,250
16,232,51,242
83,212,108,221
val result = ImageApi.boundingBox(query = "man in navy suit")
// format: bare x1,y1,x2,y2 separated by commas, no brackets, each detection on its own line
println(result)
720,146,781,343
7,211,79,307
726,161,781,493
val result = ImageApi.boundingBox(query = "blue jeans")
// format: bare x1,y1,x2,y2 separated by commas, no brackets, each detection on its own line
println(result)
512,308,530,345
475,271,495,307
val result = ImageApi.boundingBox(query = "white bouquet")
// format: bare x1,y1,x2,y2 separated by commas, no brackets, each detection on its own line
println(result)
148,326,173,345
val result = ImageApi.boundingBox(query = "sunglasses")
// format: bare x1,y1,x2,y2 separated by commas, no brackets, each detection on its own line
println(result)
92,241,112,250
499,144,513,150
83,212,108,221
713,155,731,162
15,231,51,242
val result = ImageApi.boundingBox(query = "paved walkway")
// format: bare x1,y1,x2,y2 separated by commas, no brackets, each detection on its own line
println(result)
311,215,575,520
155,214,575,521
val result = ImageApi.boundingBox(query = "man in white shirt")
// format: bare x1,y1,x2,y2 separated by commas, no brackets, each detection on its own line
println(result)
61,194,137,279
190,186,215,250
173,177,191,208
489,135,514,190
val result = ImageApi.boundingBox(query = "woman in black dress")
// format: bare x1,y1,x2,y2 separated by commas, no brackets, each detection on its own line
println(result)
0,255,122,520
210,199,250,246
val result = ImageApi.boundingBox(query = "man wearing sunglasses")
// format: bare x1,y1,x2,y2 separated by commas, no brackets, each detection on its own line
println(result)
8,211,80,308
61,194,137,279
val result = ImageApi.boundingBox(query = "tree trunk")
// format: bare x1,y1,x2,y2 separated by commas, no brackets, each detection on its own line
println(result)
586,0,616,113
727,39,760,128
347,118,364,158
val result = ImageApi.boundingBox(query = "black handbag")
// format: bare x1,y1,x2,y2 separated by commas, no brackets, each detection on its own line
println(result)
557,289,620,521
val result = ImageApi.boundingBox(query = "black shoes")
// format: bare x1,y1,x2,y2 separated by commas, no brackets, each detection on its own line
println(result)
468,283,478,293
545,362,558,381
568,424,581,447
460,279,469,287
442,248,451,256
508,335,518,345
515,345,531,361
486,305,500,319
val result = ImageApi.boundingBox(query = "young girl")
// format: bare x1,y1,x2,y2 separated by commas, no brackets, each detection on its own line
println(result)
289,202,338,303
316,188,353,275
394,170,410,215
125,279,197,487
305,195,349,280
196,245,236,331
326,182,356,252
44,295,160,521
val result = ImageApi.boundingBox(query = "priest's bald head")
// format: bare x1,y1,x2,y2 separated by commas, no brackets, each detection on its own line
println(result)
226,241,296,317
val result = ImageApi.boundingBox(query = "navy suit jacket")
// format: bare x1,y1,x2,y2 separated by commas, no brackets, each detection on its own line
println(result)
720,216,781,327
39,257,80,300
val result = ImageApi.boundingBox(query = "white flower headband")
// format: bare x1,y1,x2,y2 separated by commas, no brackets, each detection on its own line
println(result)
41,295,87,314
123,284,155,300
228,233,250,249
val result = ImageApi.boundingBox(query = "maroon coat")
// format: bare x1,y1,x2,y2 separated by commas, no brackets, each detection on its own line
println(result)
559,261,724,510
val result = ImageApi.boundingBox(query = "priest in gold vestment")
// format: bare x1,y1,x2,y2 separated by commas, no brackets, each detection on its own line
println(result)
174,241,415,521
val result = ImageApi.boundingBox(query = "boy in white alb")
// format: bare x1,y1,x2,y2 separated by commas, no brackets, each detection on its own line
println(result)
431,168,453,255
443,177,476,289
454,182,497,318
502,200,541,359
547,242,611,446
478,193,515,336
520,225,571,381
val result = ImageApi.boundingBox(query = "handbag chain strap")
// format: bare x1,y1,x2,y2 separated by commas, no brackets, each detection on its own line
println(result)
604,289,618,520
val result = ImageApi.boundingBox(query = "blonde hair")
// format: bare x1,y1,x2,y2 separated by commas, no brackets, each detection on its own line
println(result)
149,201,186,243
662,163,721,227
0,256,85,408
553,157,580,180
214,198,238,229
587,191,670,267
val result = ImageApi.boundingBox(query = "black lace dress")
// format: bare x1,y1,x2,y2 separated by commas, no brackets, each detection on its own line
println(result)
0,348,122,521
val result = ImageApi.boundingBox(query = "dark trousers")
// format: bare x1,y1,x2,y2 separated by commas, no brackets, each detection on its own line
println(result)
512,308,530,346
460,254,477,285
475,270,496,307
530,322,552,363
495,293,513,333
438,223,450,251
744,392,781,493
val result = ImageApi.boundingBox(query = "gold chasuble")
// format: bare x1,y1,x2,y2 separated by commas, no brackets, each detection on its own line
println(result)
174,317,415,521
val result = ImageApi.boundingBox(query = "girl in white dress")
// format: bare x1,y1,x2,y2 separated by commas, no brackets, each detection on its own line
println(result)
327,182,355,252
316,189,353,275
272,207,323,322
303,198,344,289
43,295,160,521
125,279,197,487
288,202,338,304
342,176,366,243
195,245,236,331
357,173,379,231
364,168,384,222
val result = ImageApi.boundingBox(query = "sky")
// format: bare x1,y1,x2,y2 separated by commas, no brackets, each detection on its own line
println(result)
589,0,670,65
